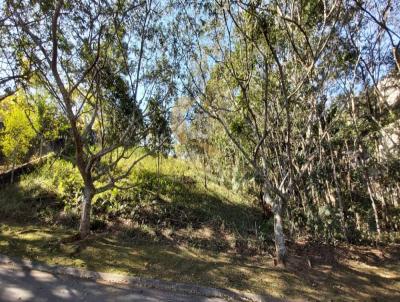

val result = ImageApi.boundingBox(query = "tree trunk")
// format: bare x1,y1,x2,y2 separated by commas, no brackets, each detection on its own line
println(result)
329,150,348,241
39,136,43,158
273,201,286,266
355,212,362,232
10,159,16,184
395,184,400,208
367,180,381,237
79,185,94,239
203,152,207,189
157,151,160,197
263,188,286,266
393,45,400,73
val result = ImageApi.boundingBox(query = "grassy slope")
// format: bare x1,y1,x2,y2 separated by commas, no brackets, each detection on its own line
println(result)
0,155,399,301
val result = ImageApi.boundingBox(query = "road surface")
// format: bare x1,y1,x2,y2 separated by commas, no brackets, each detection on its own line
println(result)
0,264,227,302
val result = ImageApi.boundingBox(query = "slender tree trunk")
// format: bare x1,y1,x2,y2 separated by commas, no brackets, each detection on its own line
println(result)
360,146,381,239
274,201,286,266
395,184,399,208
393,45,400,73
367,182,381,237
355,212,362,232
79,185,94,239
263,188,286,266
39,136,43,158
329,149,348,240
203,150,207,189
379,191,389,231
157,151,160,197
10,159,16,184
324,180,335,206
201,141,208,189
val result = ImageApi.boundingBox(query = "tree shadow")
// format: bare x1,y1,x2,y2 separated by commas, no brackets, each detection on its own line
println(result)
101,171,266,253
1,224,400,301
0,260,229,302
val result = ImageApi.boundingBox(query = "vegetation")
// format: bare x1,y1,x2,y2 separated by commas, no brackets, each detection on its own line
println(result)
0,0,399,300
0,94,37,172
0,154,261,238
0,156,399,300
1,223,399,301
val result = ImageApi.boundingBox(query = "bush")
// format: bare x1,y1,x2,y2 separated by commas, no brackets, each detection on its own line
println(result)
17,159,83,215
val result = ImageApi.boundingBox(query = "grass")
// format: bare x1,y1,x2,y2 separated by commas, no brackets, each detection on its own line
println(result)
0,154,400,301
0,153,266,248
0,223,399,301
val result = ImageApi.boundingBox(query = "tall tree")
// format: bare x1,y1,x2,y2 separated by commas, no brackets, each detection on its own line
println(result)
2,0,179,238
178,0,362,265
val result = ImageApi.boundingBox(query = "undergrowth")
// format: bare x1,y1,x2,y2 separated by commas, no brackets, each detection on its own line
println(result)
0,153,268,254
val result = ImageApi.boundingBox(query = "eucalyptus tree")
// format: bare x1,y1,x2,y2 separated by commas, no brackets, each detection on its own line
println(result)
177,0,351,265
177,0,400,256
2,0,179,238
354,0,400,73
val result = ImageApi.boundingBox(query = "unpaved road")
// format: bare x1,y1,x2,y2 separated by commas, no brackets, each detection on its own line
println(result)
0,264,227,302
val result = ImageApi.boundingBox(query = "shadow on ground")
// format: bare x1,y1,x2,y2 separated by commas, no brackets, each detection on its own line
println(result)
1,169,400,301
1,224,399,301
0,263,227,302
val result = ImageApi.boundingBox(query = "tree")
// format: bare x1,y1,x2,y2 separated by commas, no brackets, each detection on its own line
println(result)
34,96,67,157
148,98,173,195
179,0,338,265
0,94,37,182
176,0,400,258
175,0,399,264
2,0,179,238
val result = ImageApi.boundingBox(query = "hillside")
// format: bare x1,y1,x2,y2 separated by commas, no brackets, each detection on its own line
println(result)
0,153,265,249
0,155,399,301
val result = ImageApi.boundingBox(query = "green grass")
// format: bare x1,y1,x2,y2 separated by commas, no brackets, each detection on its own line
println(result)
0,153,267,247
0,154,399,301
0,223,399,301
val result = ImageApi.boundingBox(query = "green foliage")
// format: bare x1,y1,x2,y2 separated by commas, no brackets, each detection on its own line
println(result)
0,96,37,164
176,0,400,246
100,64,144,146
0,153,263,247
41,160,83,207
35,95,67,141
147,98,172,154
1,0,399,251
